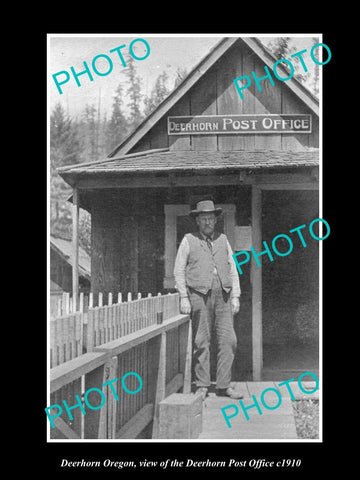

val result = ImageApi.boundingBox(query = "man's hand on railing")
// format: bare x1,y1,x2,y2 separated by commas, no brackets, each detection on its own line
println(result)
180,297,192,315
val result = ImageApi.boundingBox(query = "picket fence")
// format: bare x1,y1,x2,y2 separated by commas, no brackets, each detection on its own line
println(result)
49,291,180,368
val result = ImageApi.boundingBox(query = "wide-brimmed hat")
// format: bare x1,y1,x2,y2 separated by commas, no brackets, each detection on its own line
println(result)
190,200,222,217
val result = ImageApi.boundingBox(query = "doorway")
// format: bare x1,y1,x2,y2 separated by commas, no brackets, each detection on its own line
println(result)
261,189,319,380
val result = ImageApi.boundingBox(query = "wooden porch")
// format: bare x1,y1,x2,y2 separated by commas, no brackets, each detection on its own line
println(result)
198,379,319,440
48,291,319,440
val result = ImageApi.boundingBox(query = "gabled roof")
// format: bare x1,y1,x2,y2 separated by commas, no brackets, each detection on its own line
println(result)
108,37,319,158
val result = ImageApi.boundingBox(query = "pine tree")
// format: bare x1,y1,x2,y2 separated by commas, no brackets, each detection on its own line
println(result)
50,102,81,166
125,55,143,128
144,71,170,116
106,83,128,152
81,104,98,162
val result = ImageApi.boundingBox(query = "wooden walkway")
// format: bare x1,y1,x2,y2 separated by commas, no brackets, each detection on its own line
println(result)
198,381,319,440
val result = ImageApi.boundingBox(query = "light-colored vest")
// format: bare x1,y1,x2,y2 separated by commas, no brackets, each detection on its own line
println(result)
185,232,233,295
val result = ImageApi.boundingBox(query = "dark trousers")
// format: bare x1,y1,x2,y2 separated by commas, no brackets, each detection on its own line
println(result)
189,273,237,389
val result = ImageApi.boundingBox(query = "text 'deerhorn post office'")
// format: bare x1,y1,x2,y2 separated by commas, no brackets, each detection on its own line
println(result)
168,114,312,135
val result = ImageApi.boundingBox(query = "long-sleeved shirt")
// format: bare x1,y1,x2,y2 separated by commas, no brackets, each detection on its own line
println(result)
174,233,241,299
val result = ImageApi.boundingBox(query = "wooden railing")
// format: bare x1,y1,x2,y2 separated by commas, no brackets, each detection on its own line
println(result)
48,293,192,440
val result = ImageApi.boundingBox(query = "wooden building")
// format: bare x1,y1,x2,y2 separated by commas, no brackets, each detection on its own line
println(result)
58,37,320,381
50,235,91,315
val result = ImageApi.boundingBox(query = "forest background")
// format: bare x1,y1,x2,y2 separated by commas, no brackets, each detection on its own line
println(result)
49,36,320,254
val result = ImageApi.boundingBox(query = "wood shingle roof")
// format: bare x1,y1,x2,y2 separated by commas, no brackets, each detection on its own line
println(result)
58,148,319,184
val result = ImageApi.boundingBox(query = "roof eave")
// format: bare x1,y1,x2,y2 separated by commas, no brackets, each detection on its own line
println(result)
58,162,319,184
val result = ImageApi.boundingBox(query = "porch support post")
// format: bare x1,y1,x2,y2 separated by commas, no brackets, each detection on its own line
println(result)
251,185,263,380
72,187,79,312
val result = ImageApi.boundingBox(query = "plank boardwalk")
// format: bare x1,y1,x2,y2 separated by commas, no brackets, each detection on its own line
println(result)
198,381,319,440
